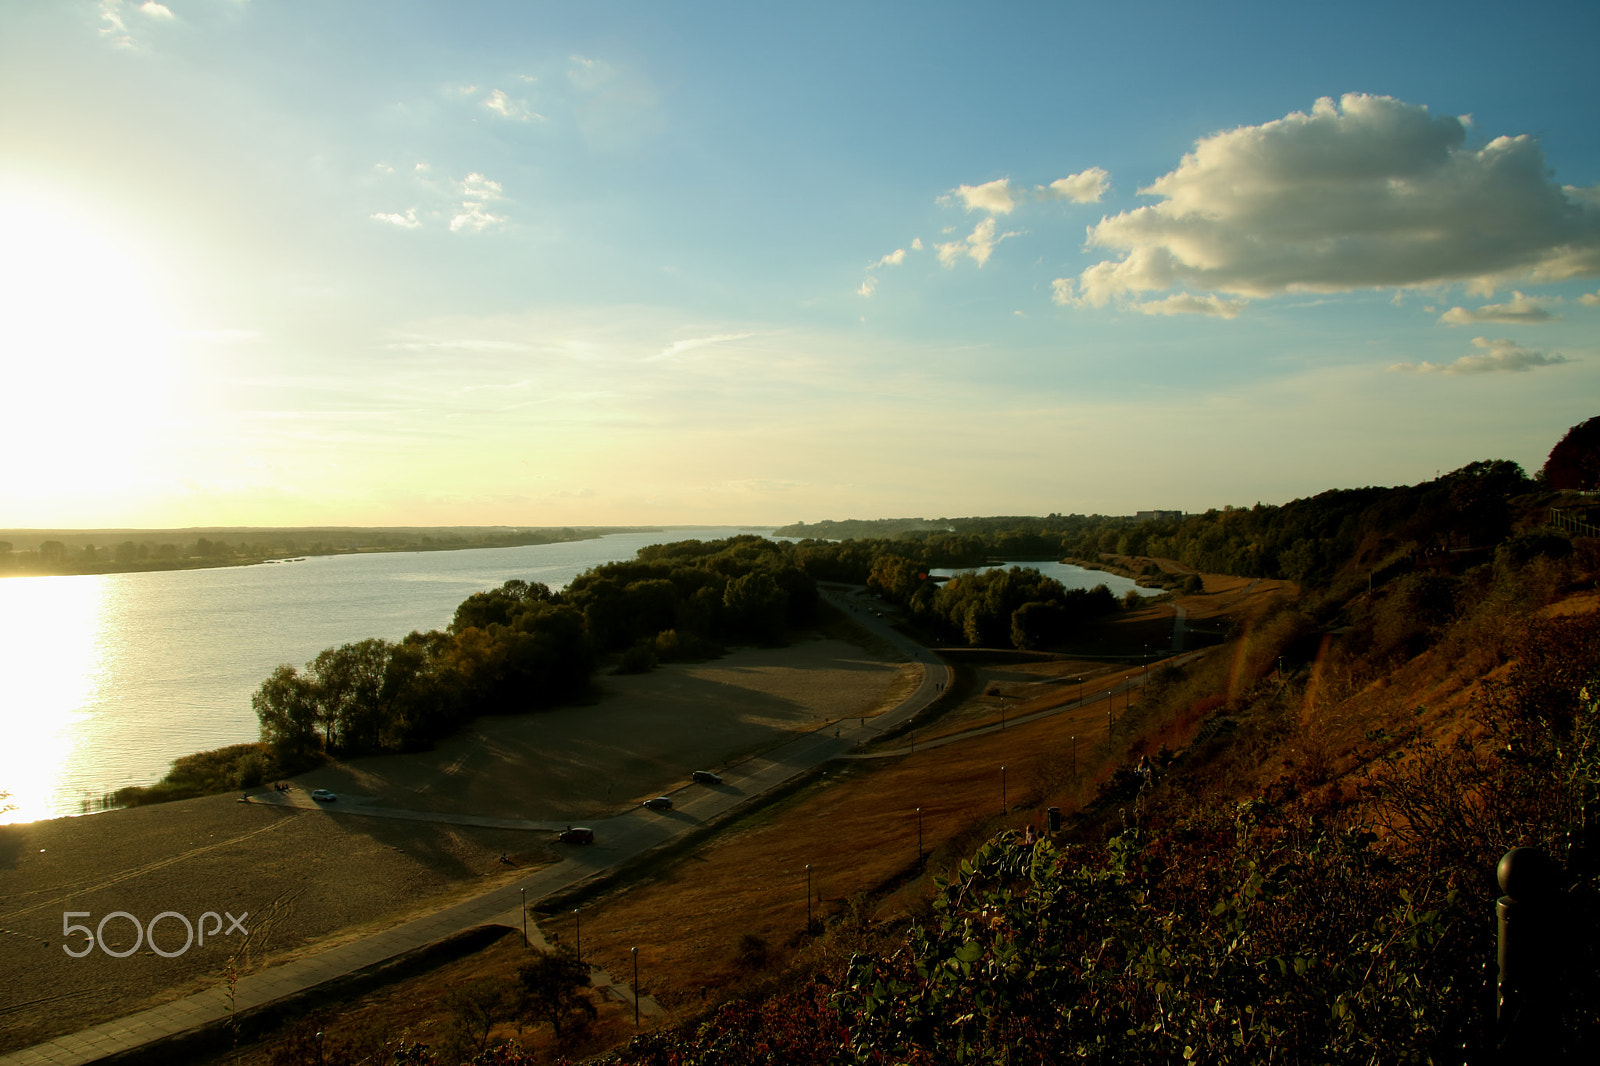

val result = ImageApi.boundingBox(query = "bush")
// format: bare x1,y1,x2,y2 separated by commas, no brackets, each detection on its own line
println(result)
616,641,658,674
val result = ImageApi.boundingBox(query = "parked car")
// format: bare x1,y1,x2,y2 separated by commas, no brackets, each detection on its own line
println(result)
310,789,337,802
643,796,674,811
692,770,723,786
557,826,594,844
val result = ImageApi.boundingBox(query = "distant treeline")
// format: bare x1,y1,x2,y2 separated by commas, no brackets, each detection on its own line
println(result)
0,526,651,577
782,459,1598,593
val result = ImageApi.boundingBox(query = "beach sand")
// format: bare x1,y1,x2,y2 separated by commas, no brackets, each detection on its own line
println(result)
0,635,912,1052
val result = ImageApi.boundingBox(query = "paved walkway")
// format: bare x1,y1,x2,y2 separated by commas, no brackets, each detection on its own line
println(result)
1,589,948,1066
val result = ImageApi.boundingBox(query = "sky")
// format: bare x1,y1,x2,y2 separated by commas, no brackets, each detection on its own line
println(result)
1,0,1598,529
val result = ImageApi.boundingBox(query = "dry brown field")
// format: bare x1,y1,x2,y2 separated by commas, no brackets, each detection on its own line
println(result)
0,635,911,1055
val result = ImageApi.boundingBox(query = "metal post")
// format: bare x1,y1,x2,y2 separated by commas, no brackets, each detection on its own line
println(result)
806,864,813,930
1071,735,1077,780
1001,765,1007,813
917,806,923,865
574,908,580,959
632,947,640,1027
1496,847,1558,1061
520,888,526,947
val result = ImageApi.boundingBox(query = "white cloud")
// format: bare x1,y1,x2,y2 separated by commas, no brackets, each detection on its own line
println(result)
876,248,907,267
949,170,1110,215
483,89,542,122
1437,291,1559,325
951,178,1017,215
371,208,421,229
857,277,878,298
936,217,1018,268
1581,289,1600,307
1133,293,1248,318
139,2,174,18
458,172,503,200
1042,167,1110,204
1050,278,1074,306
648,331,758,362
1390,336,1572,375
1073,94,1600,309
911,238,924,251
447,173,508,231
450,204,506,233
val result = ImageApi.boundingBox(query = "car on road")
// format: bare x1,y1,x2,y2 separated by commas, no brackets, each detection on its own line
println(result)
692,770,723,786
310,789,337,802
643,796,674,811
557,826,594,844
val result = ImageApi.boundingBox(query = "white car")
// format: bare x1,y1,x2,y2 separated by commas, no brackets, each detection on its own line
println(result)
310,789,337,802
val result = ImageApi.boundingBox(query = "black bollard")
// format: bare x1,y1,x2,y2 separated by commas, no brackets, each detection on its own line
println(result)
1495,846,1560,1062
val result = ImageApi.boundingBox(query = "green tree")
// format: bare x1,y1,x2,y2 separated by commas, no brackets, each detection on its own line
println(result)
516,949,596,1042
251,664,320,758
722,570,789,644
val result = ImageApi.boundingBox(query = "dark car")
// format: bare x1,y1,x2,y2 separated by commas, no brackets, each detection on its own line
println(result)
557,826,594,844
643,796,673,811
692,770,723,786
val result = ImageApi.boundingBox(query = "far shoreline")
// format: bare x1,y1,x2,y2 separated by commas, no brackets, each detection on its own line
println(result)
0,524,670,579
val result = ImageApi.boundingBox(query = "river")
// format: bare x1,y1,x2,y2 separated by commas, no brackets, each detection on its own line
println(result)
0,534,1143,825
0,528,761,824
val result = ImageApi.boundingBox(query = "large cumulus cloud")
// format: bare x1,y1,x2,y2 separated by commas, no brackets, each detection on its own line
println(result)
1069,94,1600,311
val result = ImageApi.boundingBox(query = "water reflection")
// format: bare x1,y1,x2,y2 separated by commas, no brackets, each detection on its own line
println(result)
0,576,108,823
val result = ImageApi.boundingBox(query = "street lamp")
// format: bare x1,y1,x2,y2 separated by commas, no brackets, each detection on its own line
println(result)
1001,765,1007,813
805,864,813,930
632,947,640,1027
574,908,581,959
916,806,923,865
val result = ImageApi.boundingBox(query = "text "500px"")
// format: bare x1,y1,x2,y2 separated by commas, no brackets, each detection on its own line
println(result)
62,910,249,958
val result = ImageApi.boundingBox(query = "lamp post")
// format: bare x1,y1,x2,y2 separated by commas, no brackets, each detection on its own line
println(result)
632,947,640,1027
916,806,923,865
520,888,526,947
1071,735,1077,780
1001,765,1007,813
800,857,812,928
574,908,581,959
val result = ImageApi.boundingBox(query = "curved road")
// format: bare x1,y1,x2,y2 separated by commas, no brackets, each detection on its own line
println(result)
1,588,951,1066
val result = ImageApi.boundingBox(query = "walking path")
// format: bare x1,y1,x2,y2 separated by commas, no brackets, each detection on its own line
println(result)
1,589,949,1066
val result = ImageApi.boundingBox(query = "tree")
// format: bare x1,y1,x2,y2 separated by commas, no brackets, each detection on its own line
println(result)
252,664,320,758
516,949,596,1042
722,570,789,643
1542,415,1600,491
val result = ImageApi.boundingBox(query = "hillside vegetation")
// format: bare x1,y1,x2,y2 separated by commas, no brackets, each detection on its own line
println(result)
239,430,1600,1063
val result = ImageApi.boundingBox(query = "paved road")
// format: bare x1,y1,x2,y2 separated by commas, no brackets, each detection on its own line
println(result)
1,588,950,1066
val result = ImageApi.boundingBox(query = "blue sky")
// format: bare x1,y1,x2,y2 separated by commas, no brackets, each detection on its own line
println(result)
2,0,1597,528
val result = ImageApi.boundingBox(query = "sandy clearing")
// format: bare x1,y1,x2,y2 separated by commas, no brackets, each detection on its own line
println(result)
0,635,912,1053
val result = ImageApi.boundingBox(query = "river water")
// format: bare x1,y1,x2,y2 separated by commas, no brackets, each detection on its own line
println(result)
0,534,1141,825
0,528,761,824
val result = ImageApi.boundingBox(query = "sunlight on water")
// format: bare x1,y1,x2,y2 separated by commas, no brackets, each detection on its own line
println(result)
0,576,108,824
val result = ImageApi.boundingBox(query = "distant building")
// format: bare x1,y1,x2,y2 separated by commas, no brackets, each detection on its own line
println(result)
1134,510,1184,523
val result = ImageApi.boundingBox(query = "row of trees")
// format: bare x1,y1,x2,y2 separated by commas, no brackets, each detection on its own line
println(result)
252,536,820,761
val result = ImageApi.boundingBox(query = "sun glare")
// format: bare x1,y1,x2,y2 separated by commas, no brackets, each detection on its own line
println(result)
0,576,107,824
0,193,177,507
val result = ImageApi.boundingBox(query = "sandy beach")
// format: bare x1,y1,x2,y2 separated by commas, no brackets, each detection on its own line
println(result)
0,635,912,1053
